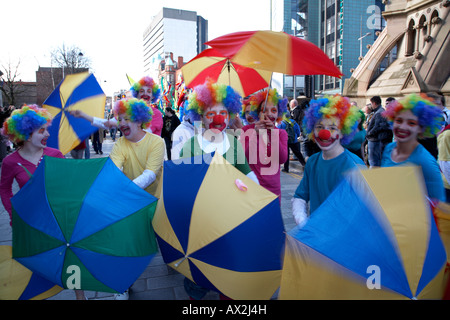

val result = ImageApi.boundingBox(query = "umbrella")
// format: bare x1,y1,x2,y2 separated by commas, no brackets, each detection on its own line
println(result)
43,72,106,155
152,153,285,300
279,166,447,299
433,202,450,299
205,30,343,77
0,245,62,300
11,156,158,294
181,48,272,97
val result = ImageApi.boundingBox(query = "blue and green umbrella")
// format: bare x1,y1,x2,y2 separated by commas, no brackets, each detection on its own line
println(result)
43,72,105,155
11,156,158,294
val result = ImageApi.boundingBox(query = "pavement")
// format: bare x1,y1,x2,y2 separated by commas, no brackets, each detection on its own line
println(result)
0,135,304,300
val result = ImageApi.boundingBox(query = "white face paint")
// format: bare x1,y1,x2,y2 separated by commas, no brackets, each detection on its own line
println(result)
313,117,342,151
29,124,50,148
137,85,153,103
392,110,422,143
118,114,143,142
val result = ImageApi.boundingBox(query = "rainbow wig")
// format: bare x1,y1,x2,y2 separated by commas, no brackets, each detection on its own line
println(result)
130,76,161,103
186,80,242,122
2,104,52,144
247,88,288,121
303,95,361,145
382,93,444,138
113,98,153,129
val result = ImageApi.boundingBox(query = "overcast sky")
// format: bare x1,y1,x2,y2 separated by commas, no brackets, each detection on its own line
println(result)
1,0,282,96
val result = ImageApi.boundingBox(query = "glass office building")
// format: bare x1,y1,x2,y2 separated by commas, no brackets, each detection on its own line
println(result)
283,0,384,98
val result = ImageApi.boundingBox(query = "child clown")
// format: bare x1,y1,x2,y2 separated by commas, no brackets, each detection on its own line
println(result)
178,80,259,184
292,95,365,227
71,98,165,197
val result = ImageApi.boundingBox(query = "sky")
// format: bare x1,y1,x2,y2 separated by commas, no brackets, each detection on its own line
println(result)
1,0,279,96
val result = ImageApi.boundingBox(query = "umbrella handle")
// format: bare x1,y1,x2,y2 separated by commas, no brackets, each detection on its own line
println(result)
235,179,248,192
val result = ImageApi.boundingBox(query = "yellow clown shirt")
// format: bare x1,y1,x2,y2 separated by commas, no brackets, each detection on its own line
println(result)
110,132,165,197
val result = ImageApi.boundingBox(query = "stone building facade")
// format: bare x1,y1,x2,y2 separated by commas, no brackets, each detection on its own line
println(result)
343,0,449,106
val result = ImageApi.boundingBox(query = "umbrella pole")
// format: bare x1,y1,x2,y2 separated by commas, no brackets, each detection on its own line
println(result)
262,74,273,113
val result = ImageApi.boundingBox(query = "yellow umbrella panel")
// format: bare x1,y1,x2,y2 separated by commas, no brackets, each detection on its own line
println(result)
280,166,447,300
153,153,285,300
0,246,62,300
43,72,106,155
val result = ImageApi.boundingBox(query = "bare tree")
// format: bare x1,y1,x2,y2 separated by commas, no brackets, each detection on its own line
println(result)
0,59,27,107
50,44,91,76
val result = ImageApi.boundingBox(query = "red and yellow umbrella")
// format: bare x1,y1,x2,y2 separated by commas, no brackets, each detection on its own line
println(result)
205,30,342,78
181,48,272,97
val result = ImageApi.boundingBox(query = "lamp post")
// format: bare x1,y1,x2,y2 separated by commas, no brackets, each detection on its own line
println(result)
358,32,371,60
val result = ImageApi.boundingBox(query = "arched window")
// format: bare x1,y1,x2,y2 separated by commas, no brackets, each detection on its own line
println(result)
418,15,427,49
405,19,416,56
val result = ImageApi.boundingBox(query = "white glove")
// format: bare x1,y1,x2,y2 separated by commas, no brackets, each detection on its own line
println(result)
133,169,156,189
292,197,308,228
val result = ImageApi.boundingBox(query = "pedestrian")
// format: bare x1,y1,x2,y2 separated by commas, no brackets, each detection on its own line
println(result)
161,107,180,160
108,110,117,141
366,96,393,168
170,110,199,161
130,76,163,136
381,93,445,202
91,128,104,155
241,98,257,126
277,114,306,172
292,95,364,227
70,140,86,159
240,88,289,201
0,104,86,300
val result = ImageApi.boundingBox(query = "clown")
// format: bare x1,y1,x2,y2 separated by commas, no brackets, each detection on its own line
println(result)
381,93,445,202
179,80,259,182
292,95,365,227
240,88,289,200
130,76,164,136
0,105,88,300
0,105,64,225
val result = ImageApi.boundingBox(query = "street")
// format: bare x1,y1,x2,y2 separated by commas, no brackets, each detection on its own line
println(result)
0,135,303,300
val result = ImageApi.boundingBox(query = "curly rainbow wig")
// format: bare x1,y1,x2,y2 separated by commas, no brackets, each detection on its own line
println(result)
382,93,443,138
303,95,361,145
247,88,288,121
130,76,161,103
113,98,153,129
186,80,242,122
2,104,52,144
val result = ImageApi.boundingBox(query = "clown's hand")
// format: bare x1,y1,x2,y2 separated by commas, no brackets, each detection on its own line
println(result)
292,197,308,228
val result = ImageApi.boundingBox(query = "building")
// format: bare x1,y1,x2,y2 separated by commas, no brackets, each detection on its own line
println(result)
143,7,208,78
283,0,385,98
343,0,449,106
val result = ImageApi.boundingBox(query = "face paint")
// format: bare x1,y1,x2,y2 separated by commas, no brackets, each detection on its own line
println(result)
29,124,50,148
203,104,229,134
313,117,342,150
138,86,153,103
393,110,422,142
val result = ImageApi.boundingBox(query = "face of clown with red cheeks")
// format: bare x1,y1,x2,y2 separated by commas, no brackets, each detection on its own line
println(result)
202,104,229,134
244,105,256,124
29,124,50,148
260,102,278,124
393,110,422,142
118,114,142,141
313,117,342,151
138,86,153,103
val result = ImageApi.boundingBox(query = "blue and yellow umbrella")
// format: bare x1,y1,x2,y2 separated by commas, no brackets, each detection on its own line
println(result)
0,245,62,300
280,166,447,299
43,72,105,155
153,153,285,300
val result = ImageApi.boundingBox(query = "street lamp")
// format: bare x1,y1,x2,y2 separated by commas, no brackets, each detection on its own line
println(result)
358,32,371,60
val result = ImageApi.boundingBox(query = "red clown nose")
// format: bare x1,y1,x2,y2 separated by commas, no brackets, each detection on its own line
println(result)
318,129,331,140
213,114,225,125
